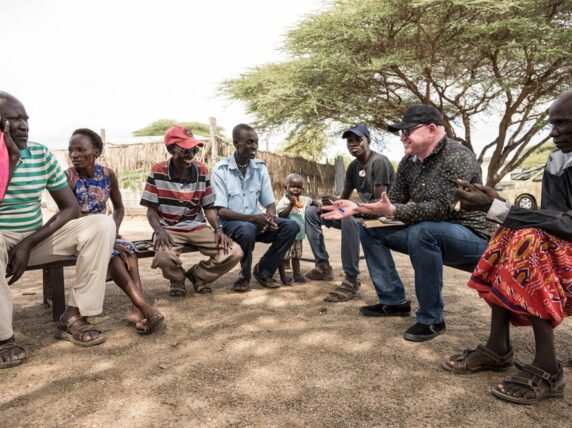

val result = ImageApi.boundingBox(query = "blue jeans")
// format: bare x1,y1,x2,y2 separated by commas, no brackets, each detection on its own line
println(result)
223,217,299,282
305,205,360,281
359,221,488,325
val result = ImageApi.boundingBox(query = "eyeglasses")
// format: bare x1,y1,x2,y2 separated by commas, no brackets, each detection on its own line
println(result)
400,124,427,137
173,145,200,156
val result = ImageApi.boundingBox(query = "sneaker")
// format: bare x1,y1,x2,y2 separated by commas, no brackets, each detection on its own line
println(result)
403,321,446,342
359,301,411,317
305,264,334,281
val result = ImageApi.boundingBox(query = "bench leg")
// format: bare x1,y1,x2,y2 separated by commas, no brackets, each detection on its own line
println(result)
43,267,66,321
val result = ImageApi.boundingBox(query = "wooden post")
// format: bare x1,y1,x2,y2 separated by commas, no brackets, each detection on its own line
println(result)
100,128,106,144
335,155,344,194
209,117,218,164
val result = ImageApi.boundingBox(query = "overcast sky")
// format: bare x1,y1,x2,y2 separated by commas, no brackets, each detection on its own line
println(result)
1,0,330,150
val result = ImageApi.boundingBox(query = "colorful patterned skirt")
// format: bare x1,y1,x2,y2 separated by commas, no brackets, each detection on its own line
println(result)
468,227,572,327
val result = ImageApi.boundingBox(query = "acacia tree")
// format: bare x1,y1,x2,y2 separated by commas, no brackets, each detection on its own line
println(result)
133,119,224,137
222,0,571,186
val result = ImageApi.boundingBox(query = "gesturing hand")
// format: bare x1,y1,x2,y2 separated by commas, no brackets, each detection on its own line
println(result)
321,200,358,220
454,179,501,213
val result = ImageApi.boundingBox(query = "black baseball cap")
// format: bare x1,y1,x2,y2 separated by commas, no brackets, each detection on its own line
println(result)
342,124,370,140
388,105,444,133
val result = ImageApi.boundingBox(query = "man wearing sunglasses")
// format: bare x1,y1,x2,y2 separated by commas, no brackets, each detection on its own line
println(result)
322,105,495,342
141,126,243,297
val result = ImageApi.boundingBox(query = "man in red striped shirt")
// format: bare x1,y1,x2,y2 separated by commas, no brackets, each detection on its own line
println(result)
141,126,242,296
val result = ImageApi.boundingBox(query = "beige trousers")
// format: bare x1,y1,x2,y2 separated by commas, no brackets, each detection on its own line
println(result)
0,215,116,340
152,227,243,285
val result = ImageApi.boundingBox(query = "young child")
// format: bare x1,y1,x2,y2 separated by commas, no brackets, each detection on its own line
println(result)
277,173,317,285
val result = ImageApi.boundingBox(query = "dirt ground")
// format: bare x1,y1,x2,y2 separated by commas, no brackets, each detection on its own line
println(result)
1,216,571,427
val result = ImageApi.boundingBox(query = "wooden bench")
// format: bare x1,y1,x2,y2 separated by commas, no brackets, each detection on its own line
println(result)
26,240,197,321
29,240,476,322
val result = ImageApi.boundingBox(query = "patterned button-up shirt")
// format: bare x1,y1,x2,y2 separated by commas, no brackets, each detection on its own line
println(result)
389,137,495,240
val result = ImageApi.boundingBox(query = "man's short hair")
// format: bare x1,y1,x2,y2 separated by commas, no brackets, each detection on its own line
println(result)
232,124,255,142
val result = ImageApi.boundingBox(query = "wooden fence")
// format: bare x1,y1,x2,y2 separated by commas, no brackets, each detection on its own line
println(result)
51,139,339,199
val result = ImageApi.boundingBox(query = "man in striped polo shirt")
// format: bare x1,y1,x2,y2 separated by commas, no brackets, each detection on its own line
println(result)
141,126,242,297
0,92,116,369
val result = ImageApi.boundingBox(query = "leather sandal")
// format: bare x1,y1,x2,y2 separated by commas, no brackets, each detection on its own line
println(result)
492,361,565,404
55,314,105,347
323,279,360,302
0,342,27,369
233,278,251,293
186,265,212,294
442,344,514,374
253,264,279,289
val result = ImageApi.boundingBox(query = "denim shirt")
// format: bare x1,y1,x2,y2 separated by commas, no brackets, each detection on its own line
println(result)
212,154,275,223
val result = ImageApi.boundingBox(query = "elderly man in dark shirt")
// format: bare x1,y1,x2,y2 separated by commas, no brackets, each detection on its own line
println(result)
323,105,495,342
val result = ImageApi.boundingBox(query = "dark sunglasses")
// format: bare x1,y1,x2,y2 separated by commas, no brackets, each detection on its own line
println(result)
400,124,427,137
173,145,200,156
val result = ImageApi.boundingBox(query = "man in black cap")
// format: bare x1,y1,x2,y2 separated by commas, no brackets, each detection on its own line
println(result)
322,105,495,341
305,124,394,302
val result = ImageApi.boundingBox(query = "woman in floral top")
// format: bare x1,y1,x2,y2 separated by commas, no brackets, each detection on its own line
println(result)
66,128,163,334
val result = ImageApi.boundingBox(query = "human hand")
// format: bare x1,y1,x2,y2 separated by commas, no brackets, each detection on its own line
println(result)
214,228,233,255
6,240,33,285
321,199,358,220
113,244,133,271
262,214,278,232
153,229,174,251
454,179,499,212
1,116,21,160
354,192,395,217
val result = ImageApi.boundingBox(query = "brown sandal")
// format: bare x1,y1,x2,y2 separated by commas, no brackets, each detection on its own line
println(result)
186,265,212,294
492,361,565,404
253,264,279,289
323,279,361,302
169,280,187,297
0,342,27,369
233,278,251,293
442,344,514,374
55,314,105,347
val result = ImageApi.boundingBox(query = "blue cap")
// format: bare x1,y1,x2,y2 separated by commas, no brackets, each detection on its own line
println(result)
342,124,370,140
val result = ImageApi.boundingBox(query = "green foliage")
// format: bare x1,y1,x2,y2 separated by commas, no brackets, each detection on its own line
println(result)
133,119,224,137
119,169,148,192
276,124,331,161
222,0,572,185
521,142,555,169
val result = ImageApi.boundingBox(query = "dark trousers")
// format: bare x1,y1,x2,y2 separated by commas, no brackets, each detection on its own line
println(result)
223,217,299,282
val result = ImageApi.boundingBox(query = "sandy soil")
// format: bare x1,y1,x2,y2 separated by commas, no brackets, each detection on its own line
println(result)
1,216,571,427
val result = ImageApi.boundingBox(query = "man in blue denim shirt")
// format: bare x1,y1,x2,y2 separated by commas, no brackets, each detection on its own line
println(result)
212,124,299,292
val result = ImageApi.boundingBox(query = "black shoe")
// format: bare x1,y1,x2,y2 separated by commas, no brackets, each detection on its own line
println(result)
359,301,411,317
403,321,446,342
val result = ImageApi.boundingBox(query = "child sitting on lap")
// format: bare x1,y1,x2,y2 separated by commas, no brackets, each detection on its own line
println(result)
277,173,318,285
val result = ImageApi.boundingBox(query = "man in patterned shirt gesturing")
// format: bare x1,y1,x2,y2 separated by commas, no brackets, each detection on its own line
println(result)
323,105,495,342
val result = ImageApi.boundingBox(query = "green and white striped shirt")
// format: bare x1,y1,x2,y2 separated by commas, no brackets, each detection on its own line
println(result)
0,142,67,231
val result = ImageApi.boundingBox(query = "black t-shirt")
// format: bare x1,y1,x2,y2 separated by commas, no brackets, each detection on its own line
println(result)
344,151,394,202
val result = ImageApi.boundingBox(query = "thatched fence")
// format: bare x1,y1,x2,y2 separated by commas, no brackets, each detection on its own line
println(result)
51,139,339,200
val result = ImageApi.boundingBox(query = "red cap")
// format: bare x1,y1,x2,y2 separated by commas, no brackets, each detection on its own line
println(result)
164,126,204,149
